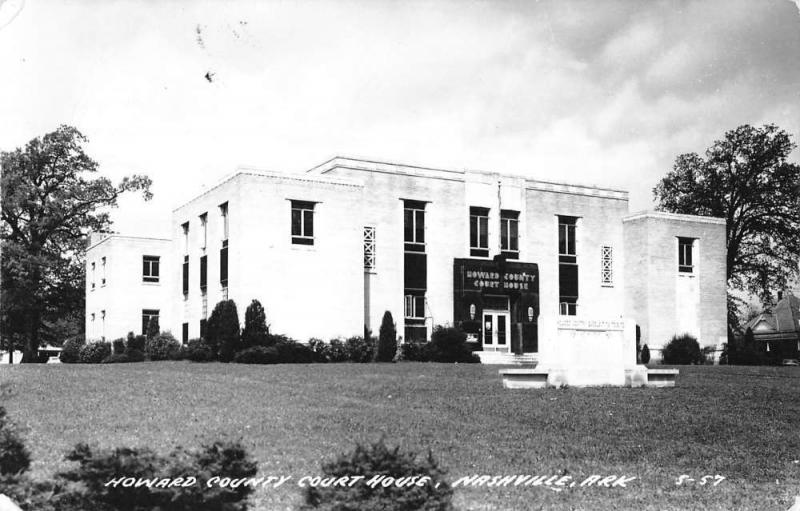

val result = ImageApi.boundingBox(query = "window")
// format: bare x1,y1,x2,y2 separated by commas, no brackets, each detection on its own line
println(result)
219,202,229,240
559,300,578,316
500,210,519,259
404,294,426,319
469,207,489,257
200,254,208,291
143,255,160,283
200,318,207,339
404,200,426,252
202,292,208,319
199,213,208,250
91,262,96,289
141,309,159,335
363,226,376,271
182,222,189,254
291,200,315,245
101,310,106,340
220,239,228,287
182,323,189,344
101,257,106,285
678,237,695,273
601,246,613,286
558,216,577,261
182,255,189,296
558,216,578,315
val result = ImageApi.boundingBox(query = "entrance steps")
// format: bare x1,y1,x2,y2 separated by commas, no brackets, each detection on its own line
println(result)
476,351,539,366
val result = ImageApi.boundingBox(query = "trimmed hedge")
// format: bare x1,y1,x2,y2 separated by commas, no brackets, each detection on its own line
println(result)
661,333,702,365
78,342,111,364
233,346,278,364
427,326,479,363
59,336,85,364
145,332,181,361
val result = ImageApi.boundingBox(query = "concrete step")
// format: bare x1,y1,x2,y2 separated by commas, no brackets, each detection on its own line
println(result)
476,351,539,365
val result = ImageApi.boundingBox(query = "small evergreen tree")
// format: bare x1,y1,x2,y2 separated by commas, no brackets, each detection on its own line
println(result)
661,333,702,365
241,300,269,348
640,344,650,364
146,316,159,340
375,312,397,362
207,300,241,362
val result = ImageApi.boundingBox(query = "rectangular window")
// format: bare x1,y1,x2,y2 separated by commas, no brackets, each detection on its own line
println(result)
678,237,695,273
182,222,189,255
141,309,159,335
601,246,613,286
143,255,160,283
202,292,208,319
91,261,96,289
220,239,228,287
363,226,376,271
199,213,208,250
200,318,207,339
101,257,106,285
558,216,577,262
182,323,189,344
500,210,519,259
469,207,489,257
558,216,578,315
404,294,426,319
291,200,315,245
559,299,578,316
101,310,106,341
219,202,229,240
200,254,208,291
182,255,189,296
404,200,426,252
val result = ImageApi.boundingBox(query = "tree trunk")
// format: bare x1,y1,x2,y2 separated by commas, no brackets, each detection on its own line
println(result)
21,308,41,363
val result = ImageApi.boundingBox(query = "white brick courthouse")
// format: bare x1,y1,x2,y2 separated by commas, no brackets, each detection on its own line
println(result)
85,157,727,362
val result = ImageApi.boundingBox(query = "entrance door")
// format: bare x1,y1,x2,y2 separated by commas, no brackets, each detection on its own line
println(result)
483,311,510,352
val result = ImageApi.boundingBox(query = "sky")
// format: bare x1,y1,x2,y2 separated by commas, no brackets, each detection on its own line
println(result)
1,0,799,238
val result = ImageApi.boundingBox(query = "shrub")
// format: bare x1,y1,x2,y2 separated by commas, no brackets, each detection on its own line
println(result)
375,312,397,362
0,407,30,477
78,342,112,364
661,333,702,365
640,344,651,364
344,336,375,363
275,338,316,363
724,328,769,365
59,336,85,364
400,342,430,362
111,338,125,355
233,346,278,364
242,299,269,348
102,353,131,364
126,333,146,353
325,339,350,362
145,332,181,361
146,316,159,340
184,339,216,362
308,338,331,362
126,350,146,363
427,326,479,363
302,438,453,511
207,300,241,362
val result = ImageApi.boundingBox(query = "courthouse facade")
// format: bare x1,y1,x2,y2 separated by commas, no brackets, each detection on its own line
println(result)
85,157,728,362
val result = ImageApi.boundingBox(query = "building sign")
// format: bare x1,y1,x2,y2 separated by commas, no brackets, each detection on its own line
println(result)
464,269,536,291
556,318,625,331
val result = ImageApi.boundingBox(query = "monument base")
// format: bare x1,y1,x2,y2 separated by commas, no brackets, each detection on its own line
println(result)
499,366,679,389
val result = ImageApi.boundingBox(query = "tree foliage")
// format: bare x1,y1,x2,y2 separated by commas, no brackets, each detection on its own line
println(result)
375,311,397,362
653,124,800,305
207,300,240,362
241,299,269,348
1,125,151,361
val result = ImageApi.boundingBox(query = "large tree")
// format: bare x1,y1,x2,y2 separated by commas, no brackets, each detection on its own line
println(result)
653,124,800,311
1,125,151,362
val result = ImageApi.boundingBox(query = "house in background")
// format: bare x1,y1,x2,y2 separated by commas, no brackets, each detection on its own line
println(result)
742,293,800,361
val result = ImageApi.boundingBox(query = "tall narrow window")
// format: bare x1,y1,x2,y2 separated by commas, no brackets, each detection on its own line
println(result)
601,246,613,286
678,237,695,273
200,254,208,291
403,200,426,252
199,213,208,250
291,200,315,245
363,226,376,271
558,216,578,316
141,309,159,335
101,257,107,285
219,202,229,240
182,255,189,296
91,262,96,289
469,207,489,257
143,255,160,283
182,222,189,254
101,310,106,341
500,210,519,259
220,239,228,287
182,323,189,344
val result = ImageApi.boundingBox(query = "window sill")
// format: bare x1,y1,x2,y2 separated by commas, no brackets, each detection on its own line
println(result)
601,284,614,288
142,281,161,286
291,244,316,252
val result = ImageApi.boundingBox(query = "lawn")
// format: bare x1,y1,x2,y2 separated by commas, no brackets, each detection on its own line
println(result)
2,362,800,510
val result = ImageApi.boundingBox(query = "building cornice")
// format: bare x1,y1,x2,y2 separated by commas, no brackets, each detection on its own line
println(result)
88,234,171,251
623,210,726,225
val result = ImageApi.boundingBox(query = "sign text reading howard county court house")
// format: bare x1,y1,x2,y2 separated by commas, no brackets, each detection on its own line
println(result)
465,270,536,291
556,318,625,331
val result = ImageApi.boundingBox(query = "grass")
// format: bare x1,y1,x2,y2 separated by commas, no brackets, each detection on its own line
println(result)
2,362,800,510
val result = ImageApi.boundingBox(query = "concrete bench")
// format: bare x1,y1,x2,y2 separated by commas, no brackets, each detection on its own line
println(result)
498,368,549,389
645,368,679,387
500,367,680,388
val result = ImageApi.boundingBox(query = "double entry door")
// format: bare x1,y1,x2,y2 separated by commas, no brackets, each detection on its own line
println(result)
483,310,510,352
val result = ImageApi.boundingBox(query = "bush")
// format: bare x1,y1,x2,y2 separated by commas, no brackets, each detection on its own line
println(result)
102,353,131,364
111,338,125,355
376,312,397,362
640,344,651,364
326,339,351,362
59,336,85,364
145,332,181,361
207,300,241,362
126,350,145,363
78,342,112,364
275,338,317,363
308,338,331,362
233,346,278,364
400,342,430,362
126,332,146,353
302,438,453,511
724,328,769,365
0,407,30,477
344,336,375,363
426,326,479,363
242,299,269,348
661,333,702,365
184,339,216,362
